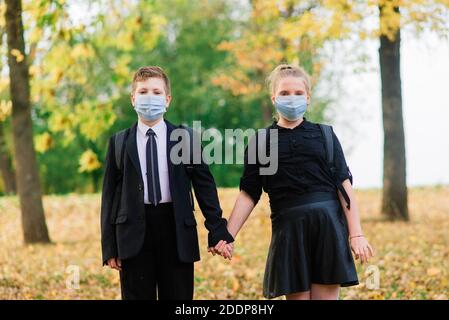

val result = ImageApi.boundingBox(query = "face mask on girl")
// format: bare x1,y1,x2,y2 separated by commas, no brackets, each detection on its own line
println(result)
134,94,167,121
274,95,308,121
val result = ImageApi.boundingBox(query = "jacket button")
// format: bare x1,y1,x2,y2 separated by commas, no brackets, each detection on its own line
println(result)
138,184,143,191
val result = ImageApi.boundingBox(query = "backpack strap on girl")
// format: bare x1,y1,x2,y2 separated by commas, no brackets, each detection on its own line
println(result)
318,124,351,210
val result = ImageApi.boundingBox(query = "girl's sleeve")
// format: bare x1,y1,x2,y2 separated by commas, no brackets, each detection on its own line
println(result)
332,130,353,185
239,136,263,205
332,130,353,210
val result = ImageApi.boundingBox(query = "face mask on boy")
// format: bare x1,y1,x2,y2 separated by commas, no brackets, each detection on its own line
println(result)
274,95,308,121
134,94,167,121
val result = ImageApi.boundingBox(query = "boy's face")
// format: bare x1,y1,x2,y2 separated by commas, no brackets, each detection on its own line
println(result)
131,77,171,108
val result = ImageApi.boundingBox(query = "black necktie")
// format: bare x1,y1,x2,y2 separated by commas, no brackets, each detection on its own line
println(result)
146,128,162,205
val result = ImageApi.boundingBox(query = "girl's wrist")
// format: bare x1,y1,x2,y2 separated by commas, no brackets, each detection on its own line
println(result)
349,234,364,240
227,226,237,239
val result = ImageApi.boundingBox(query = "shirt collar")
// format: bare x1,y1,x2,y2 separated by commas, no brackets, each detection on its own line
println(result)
137,118,166,138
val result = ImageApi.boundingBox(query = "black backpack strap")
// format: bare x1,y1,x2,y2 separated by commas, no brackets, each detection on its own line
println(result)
319,124,351,210
258,127,270,193
114,128,130,171
319,124,334,168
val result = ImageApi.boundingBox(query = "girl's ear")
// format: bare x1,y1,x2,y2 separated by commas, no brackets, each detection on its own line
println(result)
131,94,135,107
271,95,276,105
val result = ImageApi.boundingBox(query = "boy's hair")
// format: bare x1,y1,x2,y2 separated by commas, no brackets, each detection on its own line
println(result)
266,64,311,96
131,66,171,95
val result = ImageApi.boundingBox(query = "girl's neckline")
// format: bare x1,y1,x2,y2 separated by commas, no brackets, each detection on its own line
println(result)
275,117,307,130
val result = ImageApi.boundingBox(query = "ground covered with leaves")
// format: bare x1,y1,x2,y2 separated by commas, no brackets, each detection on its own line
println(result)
0,187,448,299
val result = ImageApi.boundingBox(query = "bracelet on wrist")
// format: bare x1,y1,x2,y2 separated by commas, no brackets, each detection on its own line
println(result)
349,234,364,240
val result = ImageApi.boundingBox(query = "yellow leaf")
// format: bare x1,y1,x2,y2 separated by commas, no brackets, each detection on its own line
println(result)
10,49,24,63
426,268,441,276
0,100,12,122
35,132,53,153
232,277,240,292
78,149,101,173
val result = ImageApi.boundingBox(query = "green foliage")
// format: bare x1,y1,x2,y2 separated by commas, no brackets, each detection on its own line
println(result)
0,0,334,193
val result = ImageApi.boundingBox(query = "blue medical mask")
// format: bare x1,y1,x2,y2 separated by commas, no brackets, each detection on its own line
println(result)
274,95,308,121
134,95,167,121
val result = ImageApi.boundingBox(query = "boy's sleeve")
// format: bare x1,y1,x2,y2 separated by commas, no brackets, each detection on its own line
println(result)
239,135,263,205
187,129,234,248
100,135,119,266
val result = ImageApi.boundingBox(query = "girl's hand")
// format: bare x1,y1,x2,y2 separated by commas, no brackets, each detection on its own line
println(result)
350,236,374,264
208,240,233,260
220,242,234,260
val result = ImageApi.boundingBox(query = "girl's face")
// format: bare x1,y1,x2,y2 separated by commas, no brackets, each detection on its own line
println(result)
131,77,171,108
271,76,310,105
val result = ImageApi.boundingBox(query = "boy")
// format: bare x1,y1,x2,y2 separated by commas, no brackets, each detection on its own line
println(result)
100,66,234,300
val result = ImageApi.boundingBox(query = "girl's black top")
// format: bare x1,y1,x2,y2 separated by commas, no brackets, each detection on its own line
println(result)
239,117,353,211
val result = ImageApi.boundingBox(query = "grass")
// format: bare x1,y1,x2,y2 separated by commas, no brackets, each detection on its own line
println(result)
0,186,448,299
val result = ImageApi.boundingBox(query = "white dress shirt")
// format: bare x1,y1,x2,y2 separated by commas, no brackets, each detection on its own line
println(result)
136,118,172,204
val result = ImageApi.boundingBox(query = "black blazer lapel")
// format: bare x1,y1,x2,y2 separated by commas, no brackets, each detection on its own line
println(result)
125,122,143,184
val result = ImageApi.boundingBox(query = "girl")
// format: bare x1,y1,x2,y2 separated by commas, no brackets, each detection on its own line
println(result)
215,64,374,300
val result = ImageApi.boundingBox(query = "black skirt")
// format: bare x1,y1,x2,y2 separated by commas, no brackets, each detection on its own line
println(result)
263,192,359,299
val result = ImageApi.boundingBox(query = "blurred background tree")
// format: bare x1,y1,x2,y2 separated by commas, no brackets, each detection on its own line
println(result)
4,0,50,243
312,0,449,220
1,0,448,223
1,0,336,193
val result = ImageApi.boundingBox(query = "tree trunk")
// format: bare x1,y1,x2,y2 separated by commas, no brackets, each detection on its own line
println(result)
379,5,409,221
0,122,17,194
5,0,51,242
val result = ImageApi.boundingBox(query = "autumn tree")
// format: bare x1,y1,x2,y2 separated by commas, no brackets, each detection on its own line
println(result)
341,0,448,220
212,0,364,126
4,0,50,243
215,0,449,220
378,2,408,220
375,0,448,220
35,0,176,191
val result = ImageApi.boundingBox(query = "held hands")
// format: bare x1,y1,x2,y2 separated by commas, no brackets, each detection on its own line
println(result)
208,240,234,260
349,235,375,264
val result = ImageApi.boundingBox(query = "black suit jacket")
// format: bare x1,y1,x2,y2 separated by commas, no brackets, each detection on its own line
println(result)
101,119,234,265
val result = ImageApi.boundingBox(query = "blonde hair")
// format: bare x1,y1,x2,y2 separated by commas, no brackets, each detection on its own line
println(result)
266,64,311,96
131,66,171,95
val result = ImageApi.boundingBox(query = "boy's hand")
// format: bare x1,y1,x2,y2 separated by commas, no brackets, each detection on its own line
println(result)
107,258,122,271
